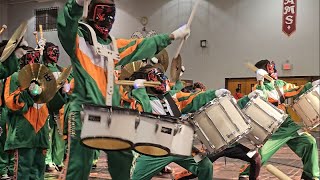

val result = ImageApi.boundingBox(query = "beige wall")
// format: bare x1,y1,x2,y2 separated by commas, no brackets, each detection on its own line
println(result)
6,0,319,89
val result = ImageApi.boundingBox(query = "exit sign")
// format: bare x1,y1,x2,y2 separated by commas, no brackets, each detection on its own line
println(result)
282,63,292,70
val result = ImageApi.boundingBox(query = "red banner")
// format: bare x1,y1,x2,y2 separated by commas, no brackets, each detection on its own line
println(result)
282,0,297,36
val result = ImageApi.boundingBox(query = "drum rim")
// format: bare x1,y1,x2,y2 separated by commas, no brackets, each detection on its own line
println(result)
293,84,319,103
81,136,134,151
133,143,170,157
139,112,179,123
82,103,140,114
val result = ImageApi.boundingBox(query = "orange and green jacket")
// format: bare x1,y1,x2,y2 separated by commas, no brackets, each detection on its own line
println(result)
4,72,49,150
57,0,172,113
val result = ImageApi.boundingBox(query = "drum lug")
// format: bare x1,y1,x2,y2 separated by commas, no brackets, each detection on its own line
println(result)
135,116,140,129
107,110,112,127
173,124,181,136
155,123,159,133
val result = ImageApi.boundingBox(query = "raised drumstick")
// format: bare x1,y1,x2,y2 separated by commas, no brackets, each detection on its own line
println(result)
0,24,7,36
39,25,43,39
33,31,39,44
174,0,200,59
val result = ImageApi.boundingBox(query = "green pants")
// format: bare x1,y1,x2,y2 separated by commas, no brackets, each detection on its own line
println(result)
0,108,14,176
45,123,65,167
132,155,213,180
62,111,134,180
240,119,319,179
14,148,46,180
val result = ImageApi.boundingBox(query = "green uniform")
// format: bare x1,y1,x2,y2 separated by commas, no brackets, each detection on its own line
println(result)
57,0,172,179
4,72,50,179
45,63,68,168
124,88,217,180
0,53,22,178
0,54,20,80
238,80,319,179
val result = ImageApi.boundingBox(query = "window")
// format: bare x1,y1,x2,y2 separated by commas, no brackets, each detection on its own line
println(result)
35,7,59,31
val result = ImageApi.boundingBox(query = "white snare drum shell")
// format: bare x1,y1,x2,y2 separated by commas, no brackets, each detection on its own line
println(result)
293,85,320,129
193,95,251,153
81,106,137,150
170,122,194,157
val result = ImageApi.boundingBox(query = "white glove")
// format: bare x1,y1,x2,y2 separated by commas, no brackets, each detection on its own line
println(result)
171,24,190,41
248,90,264,99
150,57,159,64
256,69,268,81
29,82,42,96
180,65,185,77
36,38,46,50
62,83,71,93
133,79,146,89
312,79,320,86
215,89,231,97
14,39,28,59
52,72,60,80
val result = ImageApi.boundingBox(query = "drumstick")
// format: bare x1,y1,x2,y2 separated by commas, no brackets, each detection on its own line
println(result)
39,25,43,39
33,31,39,44
115,80,161,87
82,0,92,19
245,62,274,82
266,164,292,180
174,0,200,58
0,25,7,36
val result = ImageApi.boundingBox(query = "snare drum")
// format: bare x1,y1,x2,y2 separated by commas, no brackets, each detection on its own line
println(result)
170,120,195,157
80,104,139,150
133,113,177,157
242,95,287,146
293,84,320,129
192,94,251,153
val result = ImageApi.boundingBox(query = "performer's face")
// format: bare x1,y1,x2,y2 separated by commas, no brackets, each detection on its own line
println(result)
267,61,278,79
20,50,40,69
91,4,115,40
147,68,169,94
46,45,59,63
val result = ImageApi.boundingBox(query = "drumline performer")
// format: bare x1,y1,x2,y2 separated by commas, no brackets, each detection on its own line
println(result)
42,42,70,172
57,0,190,179
238,59,320,180
3,45,62,179
0,27,29,180
121,64,231,180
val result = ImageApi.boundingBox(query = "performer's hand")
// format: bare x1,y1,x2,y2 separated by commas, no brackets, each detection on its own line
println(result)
14,39,28,59
62,83,71,93
171,24,190,40
133,79,146,89
150,57,159,64
28,82,42,96
256,69,268,82
248,89,264,99
35,38,46,51
215,88,230,97
312,79,320,86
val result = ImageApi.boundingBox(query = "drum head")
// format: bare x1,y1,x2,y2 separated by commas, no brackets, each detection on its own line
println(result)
134,143,170,157
81,137,133,151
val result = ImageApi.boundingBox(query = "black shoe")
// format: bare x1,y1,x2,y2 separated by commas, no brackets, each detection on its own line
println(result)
0,174,10,180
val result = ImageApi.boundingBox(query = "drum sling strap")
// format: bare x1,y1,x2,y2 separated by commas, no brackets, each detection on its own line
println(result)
274,82,285,105
157,94,181,118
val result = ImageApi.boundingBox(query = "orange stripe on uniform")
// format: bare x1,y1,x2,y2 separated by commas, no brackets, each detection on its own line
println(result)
23,105,49,133
4,77,25,111
119,39,143,60
75,36,107,97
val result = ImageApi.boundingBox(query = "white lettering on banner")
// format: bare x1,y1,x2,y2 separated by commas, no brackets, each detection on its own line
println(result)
284,0,295,5
285,16,294,24
284,6,295,14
